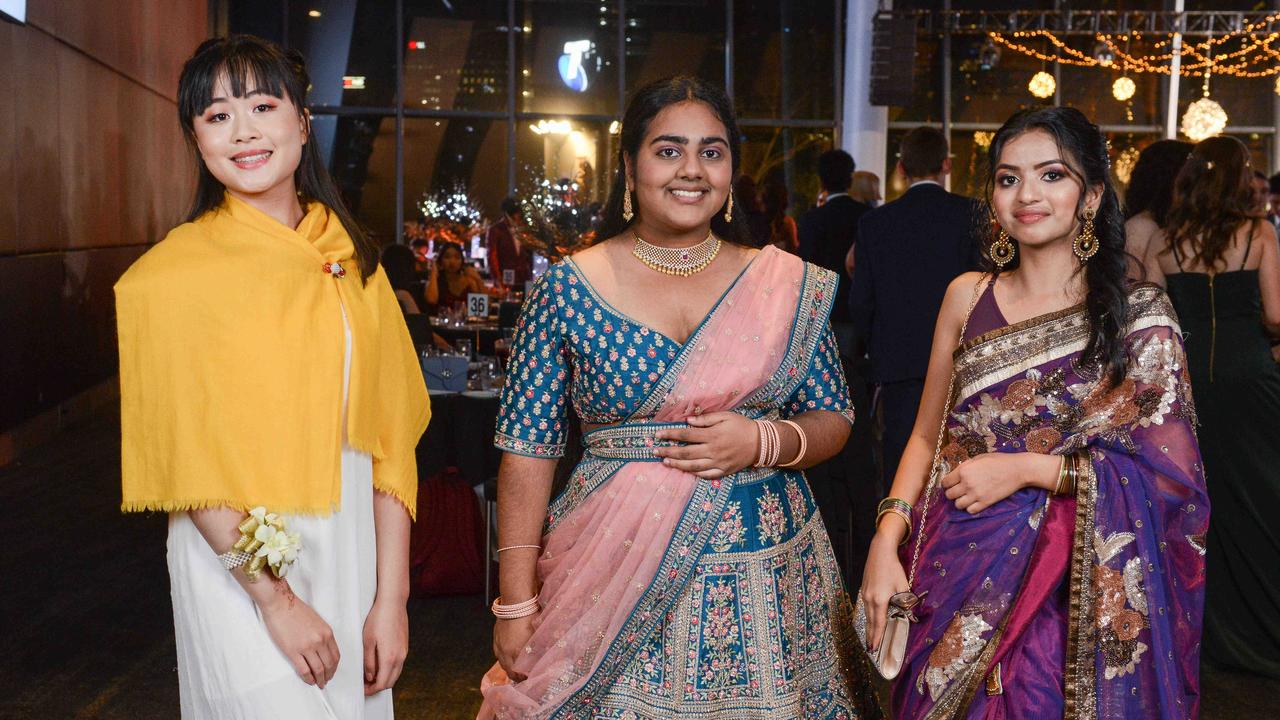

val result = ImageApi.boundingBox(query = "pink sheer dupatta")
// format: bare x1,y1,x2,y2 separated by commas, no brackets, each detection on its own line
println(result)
479,247,807,719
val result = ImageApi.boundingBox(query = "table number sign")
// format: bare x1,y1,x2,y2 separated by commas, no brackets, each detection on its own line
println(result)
467,293,490,318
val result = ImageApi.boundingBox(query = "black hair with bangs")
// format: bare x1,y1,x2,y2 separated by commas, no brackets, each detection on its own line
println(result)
177,35,378,284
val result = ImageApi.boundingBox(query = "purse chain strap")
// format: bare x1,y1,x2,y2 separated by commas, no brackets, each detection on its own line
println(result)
907,273,990,587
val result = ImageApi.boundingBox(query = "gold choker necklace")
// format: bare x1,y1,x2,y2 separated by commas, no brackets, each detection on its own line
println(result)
632,232,721,276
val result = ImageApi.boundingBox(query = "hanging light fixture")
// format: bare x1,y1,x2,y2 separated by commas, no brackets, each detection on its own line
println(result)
1180,44,1228,142
1028,71,1056,99
979,37,1002,71
1093,39,1116,66
1114,147,1141,185
973,131,994,149
1112,76,1136,102
1181,96,1228,142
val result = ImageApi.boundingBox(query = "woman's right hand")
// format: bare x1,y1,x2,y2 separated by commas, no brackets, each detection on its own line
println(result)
493,615,537,683
859,530,910,654
259,586,341,689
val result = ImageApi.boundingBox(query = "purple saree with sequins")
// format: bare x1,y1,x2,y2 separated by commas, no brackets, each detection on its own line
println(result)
892,282,1209,720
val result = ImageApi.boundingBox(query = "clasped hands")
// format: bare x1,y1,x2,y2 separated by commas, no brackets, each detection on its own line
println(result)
652,412,759,479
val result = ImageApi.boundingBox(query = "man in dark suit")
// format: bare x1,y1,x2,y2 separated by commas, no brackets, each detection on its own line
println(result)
799,149,872,358
849,126,977,493
796,149,875,588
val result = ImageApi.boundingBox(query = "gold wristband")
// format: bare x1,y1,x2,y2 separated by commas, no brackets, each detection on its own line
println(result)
1053,455,1069,496
876,506,913,546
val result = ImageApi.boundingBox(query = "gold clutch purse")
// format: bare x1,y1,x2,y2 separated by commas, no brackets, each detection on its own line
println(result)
853,590,924,679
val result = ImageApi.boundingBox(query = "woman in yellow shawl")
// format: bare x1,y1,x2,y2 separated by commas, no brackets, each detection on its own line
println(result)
115,36,429,718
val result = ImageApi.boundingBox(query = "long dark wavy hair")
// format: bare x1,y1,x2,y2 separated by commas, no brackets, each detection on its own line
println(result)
1124,139,1192,226
597,76,754,246
1163,136,1254,272
177,35,378,284
981,107,1130,384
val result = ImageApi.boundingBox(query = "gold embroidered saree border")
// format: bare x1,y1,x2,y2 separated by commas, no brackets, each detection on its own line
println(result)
1064,452,1100,720
951,286,1179,403
921,592,1015,720
922,451,1098,719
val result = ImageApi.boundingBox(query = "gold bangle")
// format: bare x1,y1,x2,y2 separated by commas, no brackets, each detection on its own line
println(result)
876,506,913,545
1053,455,1069,496
877,497,914,518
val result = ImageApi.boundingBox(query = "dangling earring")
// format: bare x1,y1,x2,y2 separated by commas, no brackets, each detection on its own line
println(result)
1073,208,1098,262
991,228,1016,269
622,185,634,222
724,191,734,222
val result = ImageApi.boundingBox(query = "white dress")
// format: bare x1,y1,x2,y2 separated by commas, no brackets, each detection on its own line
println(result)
167,308,393,719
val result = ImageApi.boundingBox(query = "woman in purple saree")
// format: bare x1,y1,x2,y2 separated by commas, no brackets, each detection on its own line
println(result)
860,107,1208,719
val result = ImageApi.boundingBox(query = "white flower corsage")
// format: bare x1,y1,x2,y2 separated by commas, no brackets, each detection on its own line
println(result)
231,506,303,580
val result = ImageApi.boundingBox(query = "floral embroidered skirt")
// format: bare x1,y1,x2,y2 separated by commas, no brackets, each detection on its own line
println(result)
588,471,880,719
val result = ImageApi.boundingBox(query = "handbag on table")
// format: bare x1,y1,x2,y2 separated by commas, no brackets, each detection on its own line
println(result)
853,274,988,680
422,355,469,392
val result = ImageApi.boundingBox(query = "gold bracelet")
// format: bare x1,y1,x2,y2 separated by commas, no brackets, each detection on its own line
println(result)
1067,452,1083,497
1053,455,1069,496
876,506,913,545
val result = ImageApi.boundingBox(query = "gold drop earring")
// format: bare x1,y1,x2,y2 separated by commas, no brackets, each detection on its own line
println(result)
1073,208,1098,262
991,228,1016,269
622,184,634,222
724,191,734,222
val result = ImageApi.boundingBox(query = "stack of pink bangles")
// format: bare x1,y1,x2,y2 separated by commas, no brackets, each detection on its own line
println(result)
755,419,781,467
754,418,808,468
491,593,540,619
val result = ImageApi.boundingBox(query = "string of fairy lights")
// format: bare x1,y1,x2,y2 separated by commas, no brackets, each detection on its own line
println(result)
977,10,1280,141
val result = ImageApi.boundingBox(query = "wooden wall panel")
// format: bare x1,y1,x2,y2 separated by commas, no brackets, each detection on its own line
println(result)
0,22,17,256
59,48,123,250
13,28,64,253
2,0,208,432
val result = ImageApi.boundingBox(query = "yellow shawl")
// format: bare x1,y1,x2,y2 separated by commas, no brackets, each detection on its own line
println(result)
116,194,430,518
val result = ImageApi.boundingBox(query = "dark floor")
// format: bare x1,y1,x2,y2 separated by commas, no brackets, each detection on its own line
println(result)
0,412,1276,719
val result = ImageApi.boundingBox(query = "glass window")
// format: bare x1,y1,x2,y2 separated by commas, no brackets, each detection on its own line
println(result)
739,127,835,219
624,1,727,97
287,1,397,108
733,0,836,120
1176,71,1273,132
404,119,512,229
1060,53,1163,128
318,114,397,240
889,33,943,125
514,119,617,206
949,129,990,201
951,35,1053,125
403,0,509,112
516,1,620,116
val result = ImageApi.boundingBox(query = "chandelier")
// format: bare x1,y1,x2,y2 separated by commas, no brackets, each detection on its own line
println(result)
1180,48,1228,142
1181,97,1228,142
1112,76,1136,101
1028,71,1056,98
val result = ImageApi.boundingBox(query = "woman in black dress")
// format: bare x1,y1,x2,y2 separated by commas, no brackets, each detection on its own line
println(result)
1142,136,1280,678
